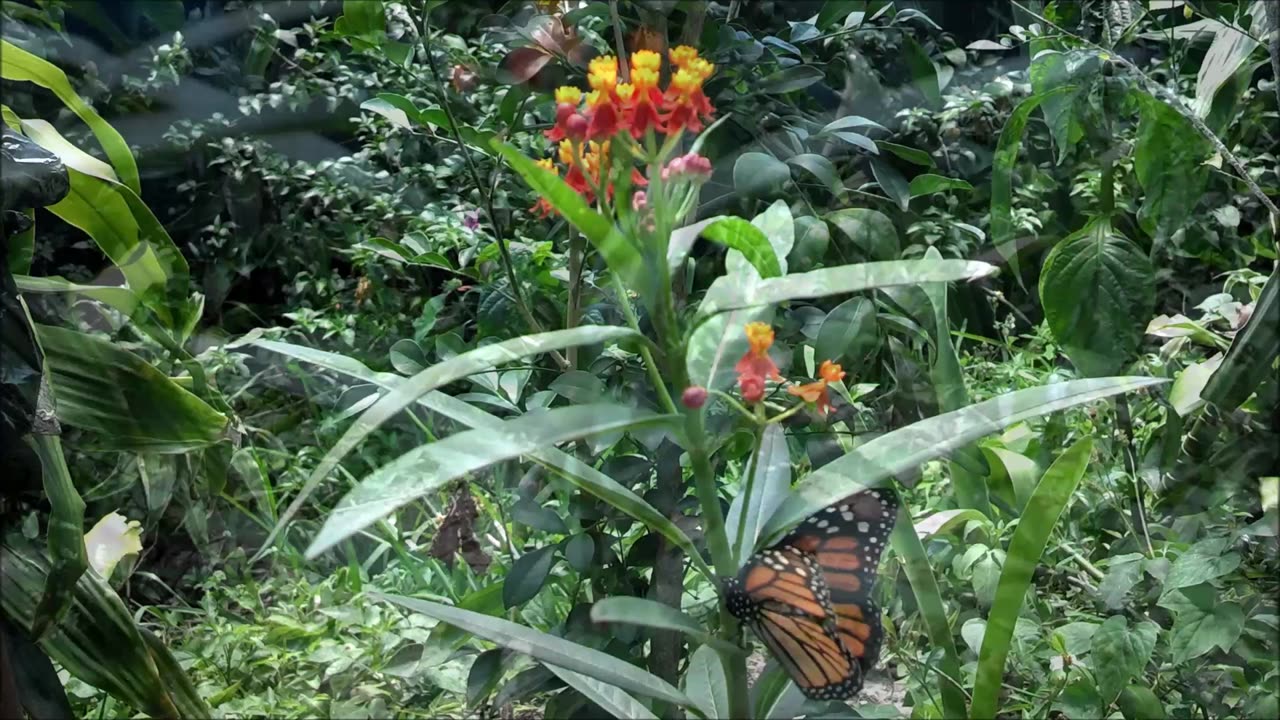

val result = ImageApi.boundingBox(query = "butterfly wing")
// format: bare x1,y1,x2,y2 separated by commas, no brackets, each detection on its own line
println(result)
723,547,862,700
781,487,899,672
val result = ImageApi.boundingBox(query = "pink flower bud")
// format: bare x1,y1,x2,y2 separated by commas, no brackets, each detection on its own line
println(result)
632,190,648,212
662,152,713,182
681,385,707,409
565,113,589,140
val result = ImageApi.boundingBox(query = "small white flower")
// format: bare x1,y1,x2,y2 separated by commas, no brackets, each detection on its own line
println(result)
83,512,142,578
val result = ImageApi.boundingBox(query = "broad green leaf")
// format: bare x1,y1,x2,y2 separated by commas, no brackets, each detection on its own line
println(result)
376,593,694,708
763,378,1161,538
1118,684,1167,720
815,297,876,367
877,141,933,166
1,538,206,717
970,438,1094,719
981,446,1038,513
788,153,845,198
759,64,825,94
869,158,910,211
733,152,791,198
503,546,557,607
726,424,791,566
0,614,75,718
1090,616,1159,703
699,259,996,318
564,534,594,571
1169,354,1224,416
820,115,887,134
1167,594,1244,663
260,326,636,558
306,404,670,556
753,665,805,720
1098,553,1146,610
908,174,973,198
890,510,967,720
1029,50,1100,162
1160,537,1240,596
826,208,899,261
590,597,743,655
787,216,831,272
254,340,711,578
902,36,940,105
704,217,783,279
335,0,385,44
1202,269,1278,411
34,324,227,452
360,95,418,129
667,216,725,273
990,85,1075,275
1134,94,1210,244
1191,2,1265,117
14,275,140,317
467,648,505,707
547,664,657,719
1039,218,1155,377
682,646,728,720
0,40,139,192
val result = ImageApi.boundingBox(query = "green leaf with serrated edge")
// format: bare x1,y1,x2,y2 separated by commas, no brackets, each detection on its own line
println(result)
252,340,711,578
590,597,744,656
307,404,671,556
971,438,1093,719
257,326,637,559
1,40,139,192
762,379,1161,538
1039,218,1155,377
375,593,694,708
990,85,1075,276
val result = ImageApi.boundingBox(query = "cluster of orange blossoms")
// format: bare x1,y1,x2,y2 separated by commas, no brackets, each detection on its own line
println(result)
734,322,847,416
530,46,716,217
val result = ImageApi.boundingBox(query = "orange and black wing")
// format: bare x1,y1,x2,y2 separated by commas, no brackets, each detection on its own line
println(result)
780,487,898,672
723,546,862,700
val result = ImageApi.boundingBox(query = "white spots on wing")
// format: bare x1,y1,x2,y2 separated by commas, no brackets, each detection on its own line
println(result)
857,521,870,532
842,511,855,521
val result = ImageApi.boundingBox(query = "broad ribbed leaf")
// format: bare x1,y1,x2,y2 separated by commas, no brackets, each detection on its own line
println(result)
307,404,670,556
1039,218,1155,377
1134,94,1210,243
726,424,791,566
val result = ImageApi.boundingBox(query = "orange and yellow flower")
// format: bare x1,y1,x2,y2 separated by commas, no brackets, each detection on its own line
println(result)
787,360,846,416
735,322,781,404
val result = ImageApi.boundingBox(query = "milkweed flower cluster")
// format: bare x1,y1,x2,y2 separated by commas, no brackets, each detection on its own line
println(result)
529,45,717,217
733,322,847,416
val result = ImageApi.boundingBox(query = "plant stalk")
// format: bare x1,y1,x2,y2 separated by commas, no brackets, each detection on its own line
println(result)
566,231,586,369
1114,394,1154,555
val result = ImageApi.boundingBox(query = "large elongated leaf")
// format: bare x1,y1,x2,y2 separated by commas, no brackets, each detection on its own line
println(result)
34,324,227,453
259,326,636,556
1,537,207,718
1202,269,1277,411
762,377,1163,537
726,424,791,566
0,40,139,192
252,340,709,576
28,434,86,639
990,85,1075,274
307,404,670,556
547,664,657,719
682,646,729,720
698,259,996,317
1191,1,1266,117
376,593,694,708
1039,218,1155,377
15,275,140,317
590,597,743,655
970,438,1093,718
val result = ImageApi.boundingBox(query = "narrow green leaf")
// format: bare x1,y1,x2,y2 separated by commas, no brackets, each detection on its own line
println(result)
788,153,846,197
877,141,934,167
307,404,671,556
890,509,967,719
503,546,557,608
908,174,973,198
376,593,695,708
258,326,636,558
14,275,139,317
682,645,729,720
759,64,825,94
590,597,744,655
546,664,658,719
699,259,996,318
1202,269,1277,411
870,158,910,210
990,85,1075,275
28,434,86,639
34,324,227,452
970,438,1094,719
0,40,139,192
726,425,791,566
763,378,1162,537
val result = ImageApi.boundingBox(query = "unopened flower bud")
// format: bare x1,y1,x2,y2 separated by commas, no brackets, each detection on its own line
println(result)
565,113,589,140
682,385,707,409
739,375,765,404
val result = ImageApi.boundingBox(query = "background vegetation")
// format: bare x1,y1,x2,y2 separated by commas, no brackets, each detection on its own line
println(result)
2,0,1277,718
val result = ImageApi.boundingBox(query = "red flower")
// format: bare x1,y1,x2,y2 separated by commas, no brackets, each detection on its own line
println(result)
739,375,765,404
734,322,781,383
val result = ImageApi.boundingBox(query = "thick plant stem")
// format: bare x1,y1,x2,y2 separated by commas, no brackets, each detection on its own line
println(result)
416,2,568,369
649,441,686,719
611,275,677,414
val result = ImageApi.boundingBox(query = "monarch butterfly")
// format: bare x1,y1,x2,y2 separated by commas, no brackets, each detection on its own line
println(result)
723,487,899,700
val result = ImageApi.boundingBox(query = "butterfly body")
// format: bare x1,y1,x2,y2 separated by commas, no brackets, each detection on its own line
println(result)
723,488,899,701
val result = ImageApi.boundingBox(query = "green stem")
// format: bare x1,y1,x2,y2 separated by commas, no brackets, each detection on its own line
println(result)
612,274,678,415
566,231,586,369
